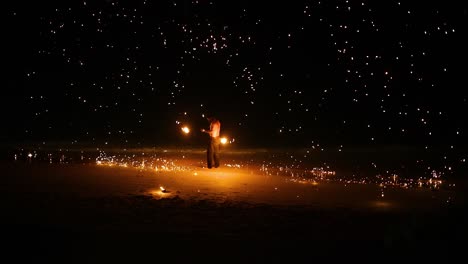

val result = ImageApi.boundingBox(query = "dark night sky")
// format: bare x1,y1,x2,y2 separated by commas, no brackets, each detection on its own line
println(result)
3,0,468,150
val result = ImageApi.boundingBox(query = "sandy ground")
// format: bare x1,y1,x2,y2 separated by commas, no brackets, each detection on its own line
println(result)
1,150,467,262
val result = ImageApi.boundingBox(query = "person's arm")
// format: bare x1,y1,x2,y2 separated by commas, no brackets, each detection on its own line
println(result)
201,123,218,136
201,128,209,133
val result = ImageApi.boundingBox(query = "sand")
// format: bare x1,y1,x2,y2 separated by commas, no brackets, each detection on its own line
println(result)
1,150,467,262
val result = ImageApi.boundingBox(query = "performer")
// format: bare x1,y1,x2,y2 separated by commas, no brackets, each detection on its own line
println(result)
201,116,221,168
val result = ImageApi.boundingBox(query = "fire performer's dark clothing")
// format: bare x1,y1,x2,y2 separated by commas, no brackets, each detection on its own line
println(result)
207,137,220,168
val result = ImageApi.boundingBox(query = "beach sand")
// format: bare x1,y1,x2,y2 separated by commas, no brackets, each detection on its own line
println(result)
1,150,467,262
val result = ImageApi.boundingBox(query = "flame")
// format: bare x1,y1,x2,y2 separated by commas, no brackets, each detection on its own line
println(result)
181,126,190,134
220,137,228,144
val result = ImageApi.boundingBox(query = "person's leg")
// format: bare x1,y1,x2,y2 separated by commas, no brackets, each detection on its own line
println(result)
207,140,214,168
213,138,220,168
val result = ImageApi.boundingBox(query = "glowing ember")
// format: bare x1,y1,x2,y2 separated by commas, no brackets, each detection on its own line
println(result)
181,126,190,134
160,186,167,193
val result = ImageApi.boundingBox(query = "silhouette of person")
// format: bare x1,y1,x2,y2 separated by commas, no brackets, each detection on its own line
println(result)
201,117,221,168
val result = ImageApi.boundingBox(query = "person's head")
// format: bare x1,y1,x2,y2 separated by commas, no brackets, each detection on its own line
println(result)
207,116,217,123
